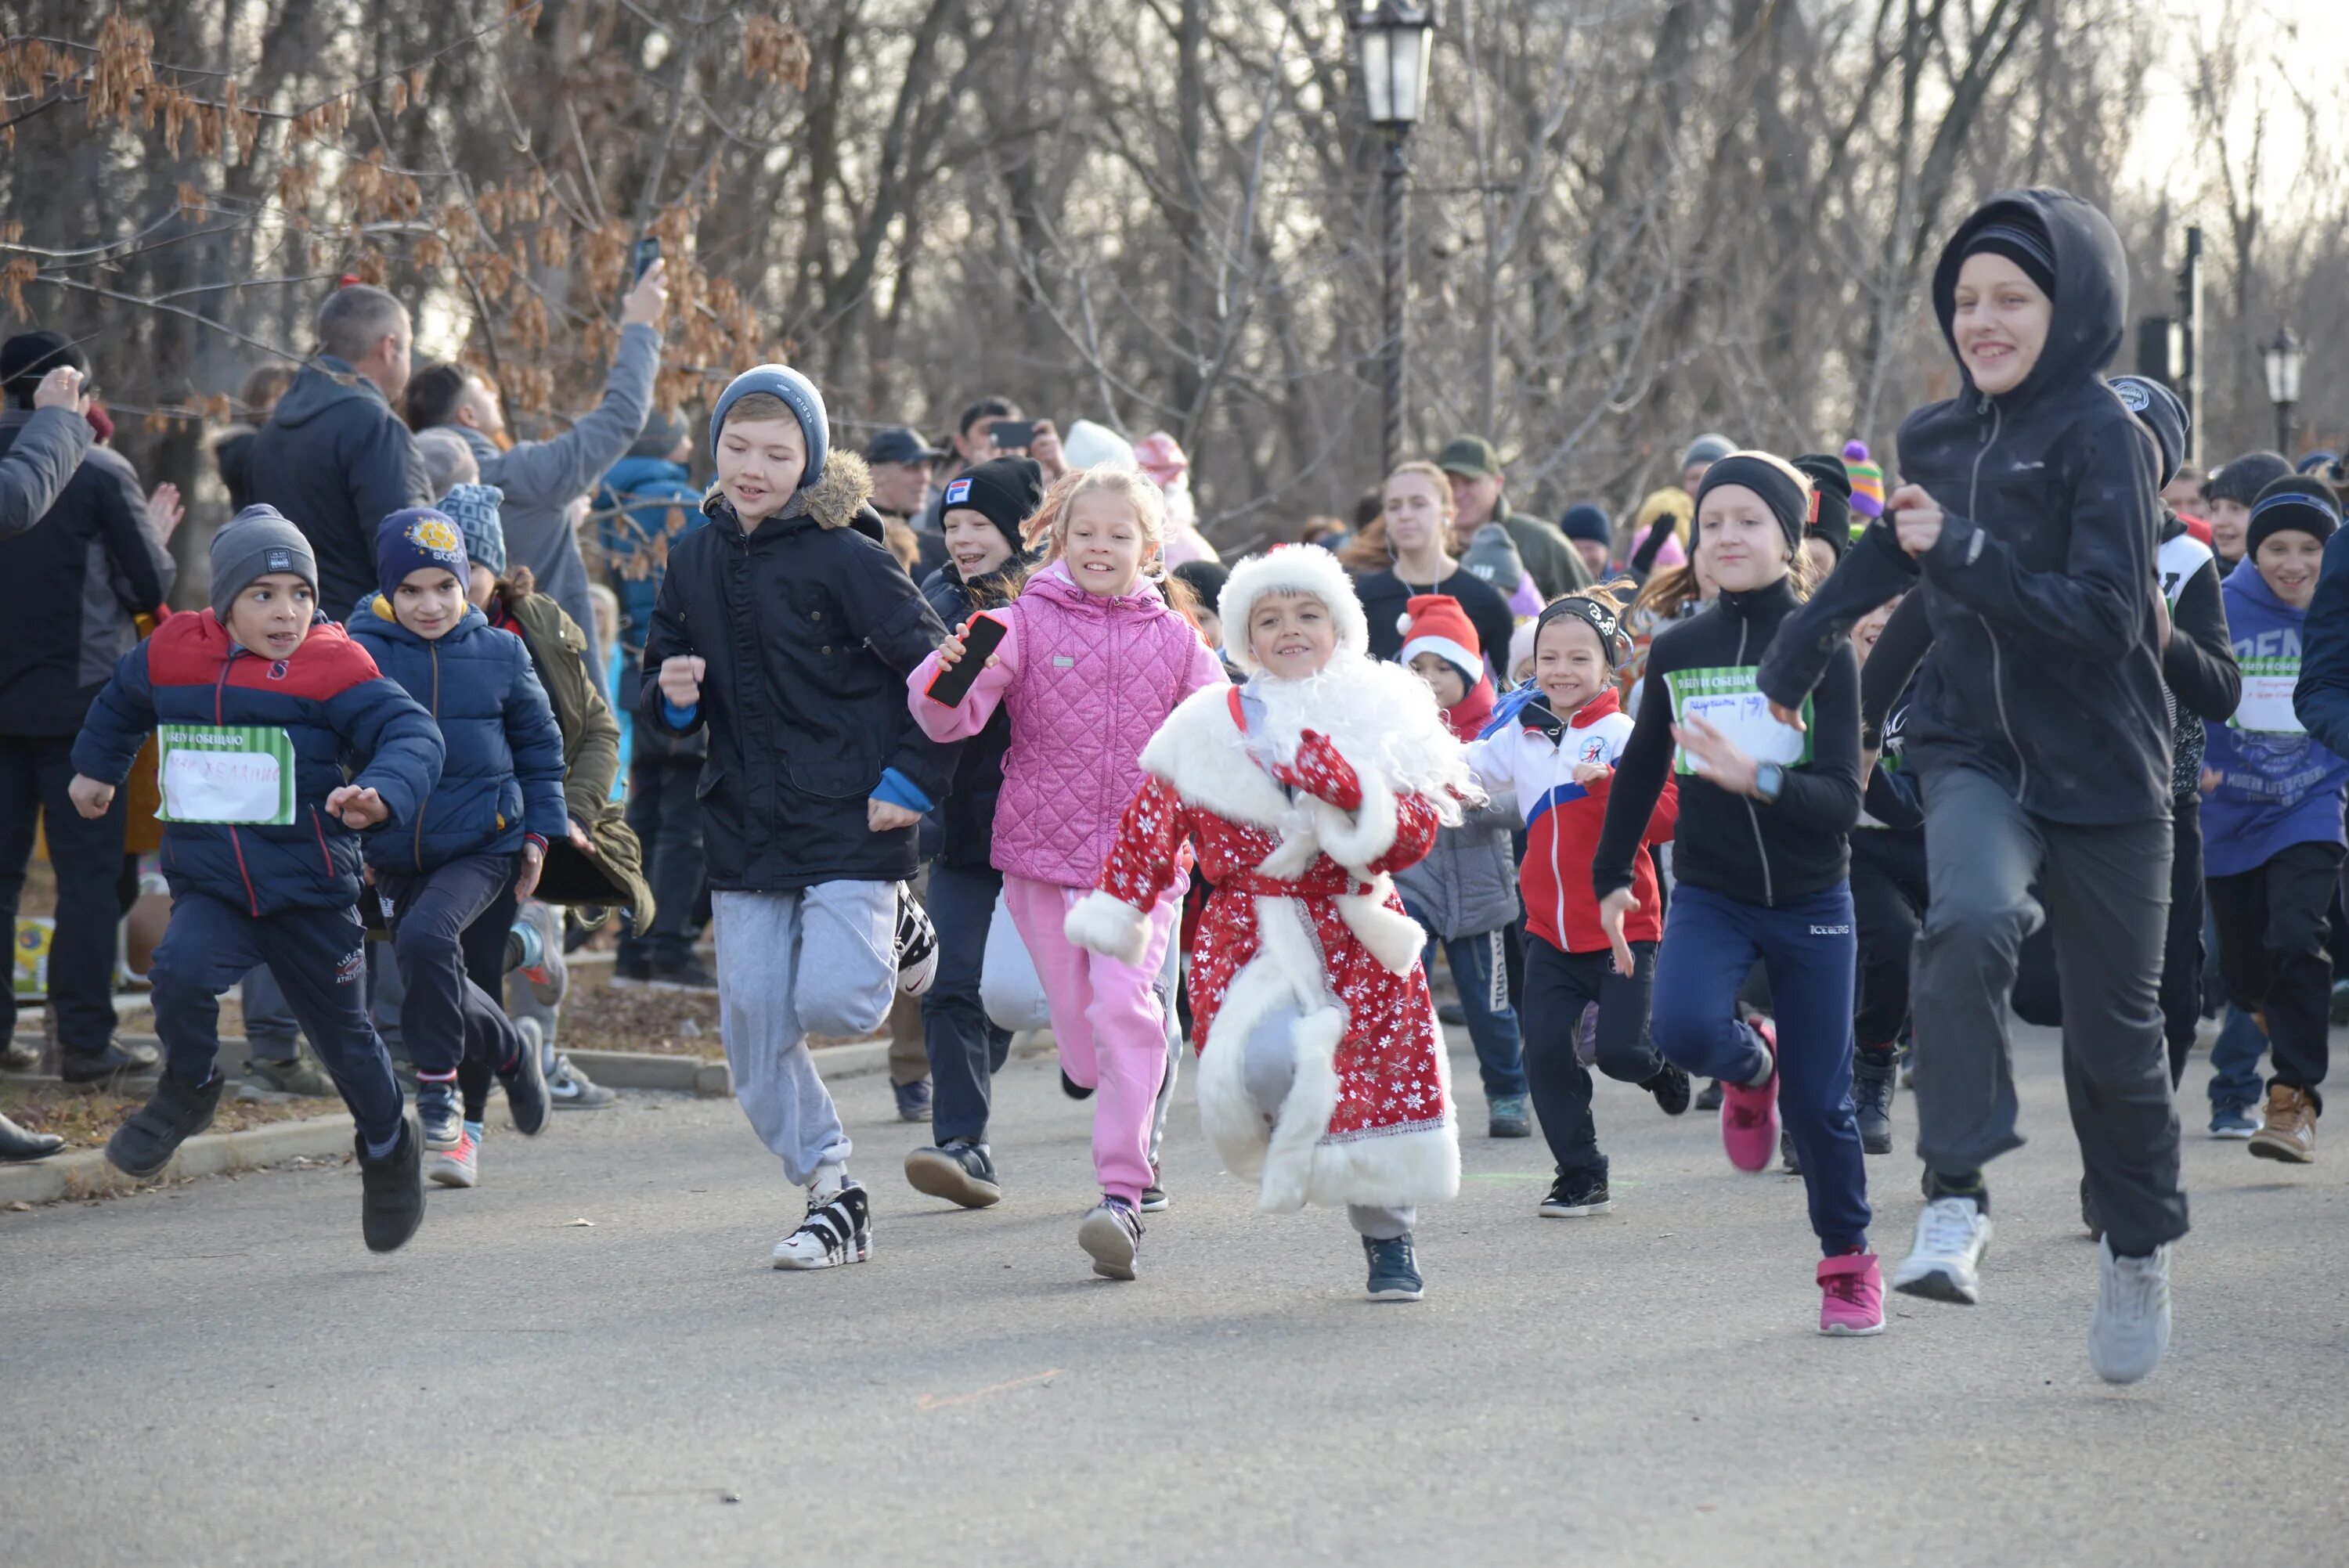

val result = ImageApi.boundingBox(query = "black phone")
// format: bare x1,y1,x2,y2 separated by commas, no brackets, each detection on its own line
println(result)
989,419,1037,452
630,236,662,286
1520,699,1568,746
925,613,1008,707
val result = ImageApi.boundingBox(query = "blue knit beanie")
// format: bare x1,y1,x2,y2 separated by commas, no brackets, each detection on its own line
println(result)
376,507,469,600
709,364,828,489
438,482,506,576
1558,503,1612,546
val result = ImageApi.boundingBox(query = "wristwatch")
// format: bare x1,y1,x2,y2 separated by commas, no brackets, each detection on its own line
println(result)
1753,761,1785,803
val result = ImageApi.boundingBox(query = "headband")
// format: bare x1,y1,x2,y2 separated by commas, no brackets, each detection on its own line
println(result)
1535,596,1626,669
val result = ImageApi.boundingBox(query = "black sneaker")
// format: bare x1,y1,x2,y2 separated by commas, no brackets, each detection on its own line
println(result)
1853,1049,1896,1155
496,1018,550,1137
647,955,720,994
62,1038,161,1085
904,1138,1001,1209
1061,1069,1095,1101
895,882,938,997
1781,1129,1802,1174
1078,1197,1143,1280
1139,1162,1170,1213
773,1181,872,1269
1694,1078,1724,1112
1539,1173,1611,1217
1643,1062,1693,1116
104,1071,224,1178
356,1119,424,1253
610,955,655,989
1362,1233,1424,1301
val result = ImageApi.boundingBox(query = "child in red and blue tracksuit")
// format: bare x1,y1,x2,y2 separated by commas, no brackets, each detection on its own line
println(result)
70,506,443,1251
349,507,568,1188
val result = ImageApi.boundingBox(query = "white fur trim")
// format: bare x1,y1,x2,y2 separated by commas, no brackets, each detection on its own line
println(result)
1336,880,1427,976
1138,685,1294,831
1217,548,1371,676
1309,766,1399,871
1398,633,1481,683
1063,890,1150,966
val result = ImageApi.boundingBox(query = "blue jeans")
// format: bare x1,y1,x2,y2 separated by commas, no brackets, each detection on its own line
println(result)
1405,903,1526,1100
922,860,1011,1145
1651,881,1871,1256
2206,1006,2268,1114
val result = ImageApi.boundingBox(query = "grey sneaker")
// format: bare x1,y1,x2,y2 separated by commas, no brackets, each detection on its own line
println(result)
1362,1233,1424,1301
2089,1238,2172,1385
237,1054,339,1101
1487,1093,1532,1139
546,1054,618,1110
1077,1198,1142,1281
514,900,568,1007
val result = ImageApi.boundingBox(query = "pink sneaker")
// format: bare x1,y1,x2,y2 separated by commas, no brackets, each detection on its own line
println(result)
1719,1018,1780,1173
1817,1252,1885,1336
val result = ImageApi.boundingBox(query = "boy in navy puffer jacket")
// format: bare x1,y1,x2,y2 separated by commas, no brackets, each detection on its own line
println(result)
349,507,567,1186
70,506,444,1251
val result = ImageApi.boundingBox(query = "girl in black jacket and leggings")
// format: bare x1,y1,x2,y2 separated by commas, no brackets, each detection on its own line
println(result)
1593,452,1878,1338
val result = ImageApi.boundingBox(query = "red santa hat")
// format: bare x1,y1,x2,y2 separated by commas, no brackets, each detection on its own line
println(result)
1216,544,1370,676
1397,594,1483,688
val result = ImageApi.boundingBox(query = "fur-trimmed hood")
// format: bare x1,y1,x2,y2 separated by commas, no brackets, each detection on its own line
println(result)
700,449,881,542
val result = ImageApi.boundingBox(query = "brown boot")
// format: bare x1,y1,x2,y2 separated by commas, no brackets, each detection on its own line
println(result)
2248,1083,2317,1164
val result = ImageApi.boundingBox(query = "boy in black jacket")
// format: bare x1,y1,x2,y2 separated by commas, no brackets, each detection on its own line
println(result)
1756,190,2185,1385
644,366,954,1270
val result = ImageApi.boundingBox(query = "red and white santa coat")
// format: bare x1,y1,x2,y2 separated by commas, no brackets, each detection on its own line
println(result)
1065,677,1463,1215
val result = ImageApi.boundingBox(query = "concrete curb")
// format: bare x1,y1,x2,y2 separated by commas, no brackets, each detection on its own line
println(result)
0,1111,356,1208
561,1035,900,1098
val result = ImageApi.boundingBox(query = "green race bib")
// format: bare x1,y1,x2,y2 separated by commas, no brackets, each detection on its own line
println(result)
1663,665,1813,777
155,724,298,825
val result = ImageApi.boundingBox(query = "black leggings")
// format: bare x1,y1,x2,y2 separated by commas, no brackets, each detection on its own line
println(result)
454,868,521,1123
1849,830,1928,1049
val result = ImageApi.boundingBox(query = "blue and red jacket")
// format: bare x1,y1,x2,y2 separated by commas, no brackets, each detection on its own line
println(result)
71,611,442,917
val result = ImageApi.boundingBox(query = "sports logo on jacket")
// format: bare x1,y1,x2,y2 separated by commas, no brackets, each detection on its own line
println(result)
268,660,290,679
1577,735,1608,765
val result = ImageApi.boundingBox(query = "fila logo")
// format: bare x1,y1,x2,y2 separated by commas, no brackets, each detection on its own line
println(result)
944,477,973,505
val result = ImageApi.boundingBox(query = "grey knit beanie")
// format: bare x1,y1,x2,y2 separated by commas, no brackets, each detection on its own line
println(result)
209,505,317,622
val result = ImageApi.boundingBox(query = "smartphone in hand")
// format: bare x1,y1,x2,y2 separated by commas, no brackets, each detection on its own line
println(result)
630,236,662,287
988,419,1037,453
925,613,1009,707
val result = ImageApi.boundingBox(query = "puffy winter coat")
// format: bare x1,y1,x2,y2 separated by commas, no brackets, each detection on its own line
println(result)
641,453,958,892
71,611,442,916
1393,798,1519,941
348,597,568,873
920,556,1031,872
243,359,431,614
908,561,1227,888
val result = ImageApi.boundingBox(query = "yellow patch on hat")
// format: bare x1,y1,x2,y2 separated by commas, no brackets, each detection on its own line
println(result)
409,517,462,553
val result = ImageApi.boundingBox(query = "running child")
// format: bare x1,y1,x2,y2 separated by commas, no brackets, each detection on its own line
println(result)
1465,586,1690,1220
1066,546,1471,1299
1591,452,1881,1336
70,506,443,1250
909,466,1225,1281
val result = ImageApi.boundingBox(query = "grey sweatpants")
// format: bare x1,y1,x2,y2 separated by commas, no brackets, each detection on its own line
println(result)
713,882,898,1187
1911,765,2187,1256
1240,1002,1414,1241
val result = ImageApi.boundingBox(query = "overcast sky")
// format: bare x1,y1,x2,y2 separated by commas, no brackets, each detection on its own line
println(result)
2126,1,2347,203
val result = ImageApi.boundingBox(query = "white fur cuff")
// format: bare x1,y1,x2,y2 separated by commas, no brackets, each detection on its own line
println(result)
1064,889,1151,965
1309,766,1399,872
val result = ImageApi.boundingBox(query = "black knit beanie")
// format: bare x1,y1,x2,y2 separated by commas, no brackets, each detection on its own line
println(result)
1694,452,1810,555
2207,450,2295,506
1962,215,2058,299
2246,474,2341,557
1792,453,1854,561
0,331,85,409
2109,377,2189,488
939,456,1045,551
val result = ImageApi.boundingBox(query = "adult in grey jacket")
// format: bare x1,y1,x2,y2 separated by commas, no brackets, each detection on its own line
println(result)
0,365,93,538
406,262,669,674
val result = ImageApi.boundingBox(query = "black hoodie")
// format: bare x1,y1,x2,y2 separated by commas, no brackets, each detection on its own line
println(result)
243,357,431,615
1758,189,2170,826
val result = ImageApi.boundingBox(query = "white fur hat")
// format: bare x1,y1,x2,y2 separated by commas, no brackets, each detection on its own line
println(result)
1060,418,1137,473
1216,545,1370,676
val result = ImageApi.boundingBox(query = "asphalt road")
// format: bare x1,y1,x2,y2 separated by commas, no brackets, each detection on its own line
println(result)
5,1024,2345,1567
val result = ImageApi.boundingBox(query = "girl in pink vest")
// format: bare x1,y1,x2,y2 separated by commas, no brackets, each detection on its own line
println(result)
911,467,1226,1281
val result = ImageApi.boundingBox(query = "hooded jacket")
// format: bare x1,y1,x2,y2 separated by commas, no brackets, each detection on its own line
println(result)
70,611,442,916
643,452,958,892
348,598,569,873
2203,560,2348,877
0,409,177,736
919,554,1031,872
2290,524,2349,761
243,358,431,614
1495,510,1590,600
1757,189,2169,827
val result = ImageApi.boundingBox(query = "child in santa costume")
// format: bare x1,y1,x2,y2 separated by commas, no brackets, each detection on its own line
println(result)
1064,546,1474,1301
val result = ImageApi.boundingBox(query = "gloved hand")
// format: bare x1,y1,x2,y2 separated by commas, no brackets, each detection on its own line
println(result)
1272,729,1363,811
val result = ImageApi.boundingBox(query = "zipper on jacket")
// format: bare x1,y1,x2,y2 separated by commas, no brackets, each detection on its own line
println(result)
215,655,261,917
310,806,334,876
1965,398,2029,802
413,639,440,870
1732,617,1776,907
1548,737,1567,943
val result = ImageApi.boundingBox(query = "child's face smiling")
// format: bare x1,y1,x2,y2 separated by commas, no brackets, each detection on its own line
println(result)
1951,251,2051,397
1535,615,1607,716
943,508,1015,579
1248,592,1335,679
226,573,315,659
393,568,467,640
716,416,807,523
1407,651,1467,708
1063,491,1149,597
2256,529,2324,609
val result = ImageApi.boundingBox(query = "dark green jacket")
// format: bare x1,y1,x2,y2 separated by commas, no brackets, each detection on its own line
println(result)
1498,510,1589,600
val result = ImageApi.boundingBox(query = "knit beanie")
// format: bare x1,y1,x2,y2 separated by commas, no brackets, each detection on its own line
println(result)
2207,450,2294,506
709,364,828,488
1171,558,1230,614
209,505,317,622
938,456,1045,552
1133,431,1190,492
629,406,689,461
1841,440,1885,518
1682,432,1736,470
2109,376,2189,488
1962,214,2058,298
1694,451,1811,553
375,507,470,600
0,330,85,409
1558,503,1612,547
1398,594,1484,690
438,482,506,576
2246,475,2341,557
1793,453,1855,559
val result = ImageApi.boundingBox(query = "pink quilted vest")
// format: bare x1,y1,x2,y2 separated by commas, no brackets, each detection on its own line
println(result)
993,562,1212,887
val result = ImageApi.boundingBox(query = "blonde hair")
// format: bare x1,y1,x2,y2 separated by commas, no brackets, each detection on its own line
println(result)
723,391,795,426
1339,460,1457,571
1023,465,1167,562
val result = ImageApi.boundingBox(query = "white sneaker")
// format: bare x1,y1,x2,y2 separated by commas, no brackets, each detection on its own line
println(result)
2089,1237,2171,1384
427,1126,478,1188
894,882,938,997
771,1181,871,1270
1889,1196,1993,1304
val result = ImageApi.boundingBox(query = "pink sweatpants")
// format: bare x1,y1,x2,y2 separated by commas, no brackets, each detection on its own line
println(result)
1003,874,1184,1205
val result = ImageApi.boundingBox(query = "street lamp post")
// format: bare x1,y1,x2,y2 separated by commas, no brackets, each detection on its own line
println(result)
1351,2,1434,475
2264,326,2304,458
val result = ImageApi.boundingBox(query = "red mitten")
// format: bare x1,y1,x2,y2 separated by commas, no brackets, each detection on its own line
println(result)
1272,729,1364,810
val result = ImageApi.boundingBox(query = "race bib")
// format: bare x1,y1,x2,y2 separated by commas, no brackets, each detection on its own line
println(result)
156,725,297,825
1664,665,1812,776
2231,657,2304,734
